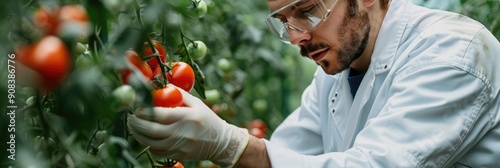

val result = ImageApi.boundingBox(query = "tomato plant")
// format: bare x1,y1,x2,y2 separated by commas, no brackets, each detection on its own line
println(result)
16,36,71,90
142,40,167,70
153,85,184,108
1,0,325,167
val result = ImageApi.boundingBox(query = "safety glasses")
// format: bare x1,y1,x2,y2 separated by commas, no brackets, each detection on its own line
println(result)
265,0,337,43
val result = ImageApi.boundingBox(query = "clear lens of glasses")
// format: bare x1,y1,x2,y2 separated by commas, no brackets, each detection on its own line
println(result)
265,0,336,43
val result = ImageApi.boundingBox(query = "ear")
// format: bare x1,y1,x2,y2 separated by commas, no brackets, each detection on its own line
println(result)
362,0,377,8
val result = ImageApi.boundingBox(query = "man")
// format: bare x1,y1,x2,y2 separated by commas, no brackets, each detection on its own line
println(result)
128,0,500,167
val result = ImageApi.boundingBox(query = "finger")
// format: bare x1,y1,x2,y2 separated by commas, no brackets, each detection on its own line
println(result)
134,107,190,125
168,84,201,107
128,128,172,150
127,115,171,139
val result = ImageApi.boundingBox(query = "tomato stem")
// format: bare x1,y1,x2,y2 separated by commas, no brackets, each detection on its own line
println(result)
35,92,50,138
179,29,195,65
134,146,150,159
134,0,169,87
145,149,157,167
86,126,99,153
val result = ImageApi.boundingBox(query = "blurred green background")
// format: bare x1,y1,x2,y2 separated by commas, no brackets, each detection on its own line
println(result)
0,0,498,167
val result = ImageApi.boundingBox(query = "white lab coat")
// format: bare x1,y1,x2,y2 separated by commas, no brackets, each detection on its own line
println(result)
264,0,500,167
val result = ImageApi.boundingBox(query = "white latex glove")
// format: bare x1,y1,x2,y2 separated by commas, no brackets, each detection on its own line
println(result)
127,85,249,167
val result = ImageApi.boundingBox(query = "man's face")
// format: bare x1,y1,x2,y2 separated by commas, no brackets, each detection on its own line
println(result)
266,0,370,75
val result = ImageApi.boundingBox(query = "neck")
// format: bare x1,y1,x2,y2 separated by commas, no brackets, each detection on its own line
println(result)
350,0,391,72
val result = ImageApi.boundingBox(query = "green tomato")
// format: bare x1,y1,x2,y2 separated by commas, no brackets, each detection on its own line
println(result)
204,89,221,104
187,40,207,60
253,99,268,113
95,130,109,144
195,0,208,18
112,85,136,107
75,54,92,69
75,42,86,55
26,96,36,106
217,58,233,73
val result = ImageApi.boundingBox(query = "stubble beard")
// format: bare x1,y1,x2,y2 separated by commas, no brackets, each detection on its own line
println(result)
301,3,371,75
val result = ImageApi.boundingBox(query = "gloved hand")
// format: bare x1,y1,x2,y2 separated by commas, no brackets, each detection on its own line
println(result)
127,84,250,167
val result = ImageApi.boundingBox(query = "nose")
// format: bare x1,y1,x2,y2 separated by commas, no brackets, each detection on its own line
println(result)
288,28,311,46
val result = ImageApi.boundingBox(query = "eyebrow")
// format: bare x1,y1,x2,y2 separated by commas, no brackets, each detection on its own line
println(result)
271,0,307,18
294,1,306,7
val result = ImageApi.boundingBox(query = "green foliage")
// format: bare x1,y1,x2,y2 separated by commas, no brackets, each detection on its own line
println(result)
0,0,312,167
0,0,497,167
459,0,500,39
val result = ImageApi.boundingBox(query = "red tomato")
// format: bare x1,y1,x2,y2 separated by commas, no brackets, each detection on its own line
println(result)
167,62,195,92
121,50,153,84
33,7,58,34
16,36,71,90
33,5,88,35
142,40,167,70
153,85,184,108
153,62,195,92
250,127,265,139
247,119,267,134
159,162,184,168
57,5,88,23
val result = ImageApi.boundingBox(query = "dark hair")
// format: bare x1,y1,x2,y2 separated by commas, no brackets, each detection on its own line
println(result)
380,0,390,10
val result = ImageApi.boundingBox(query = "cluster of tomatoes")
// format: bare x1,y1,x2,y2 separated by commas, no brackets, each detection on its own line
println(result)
17,4,207,109
119,39,209,108
16,4,89,91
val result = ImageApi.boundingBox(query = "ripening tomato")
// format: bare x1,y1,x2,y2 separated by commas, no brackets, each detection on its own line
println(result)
33,5,88,35
154,62,195,92
57,5,88,23
121,50,153,84
153,85,184,108
33,7,57,34
16,36,71,90
142,40,167,70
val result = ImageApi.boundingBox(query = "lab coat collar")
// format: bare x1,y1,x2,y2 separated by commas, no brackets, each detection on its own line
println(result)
370,0,412,74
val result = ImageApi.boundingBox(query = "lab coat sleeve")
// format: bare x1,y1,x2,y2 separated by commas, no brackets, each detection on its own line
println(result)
264,63,493,167
268,68,324,155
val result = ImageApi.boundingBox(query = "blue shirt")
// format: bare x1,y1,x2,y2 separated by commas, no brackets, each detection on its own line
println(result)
347,68,366,98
